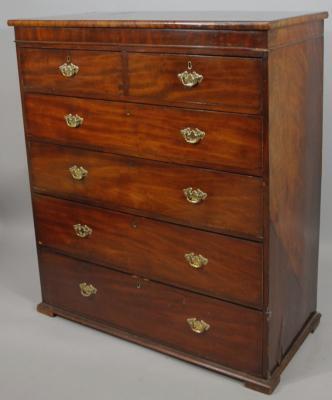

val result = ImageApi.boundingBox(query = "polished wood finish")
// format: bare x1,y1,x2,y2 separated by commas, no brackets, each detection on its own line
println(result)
29,141,264,239
36,303,321,394
14,27,267,50
25,93,263,175
267,35,324,372
127,53,263,114
245,312,322,394
8,11,328,30
39,248,263,376
34,194,263,308
9,12,327,394
20,48,123,98
268,20,323,49
20,49,263,114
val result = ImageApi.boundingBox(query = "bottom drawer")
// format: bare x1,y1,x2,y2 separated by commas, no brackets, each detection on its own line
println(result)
39,249,263,376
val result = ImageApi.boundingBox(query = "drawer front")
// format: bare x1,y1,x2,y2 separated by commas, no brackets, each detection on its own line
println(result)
20,48,122,98
128,53,263,114
34,195,263,308
25,94,263,175
39,249,263,375
29,142,264,238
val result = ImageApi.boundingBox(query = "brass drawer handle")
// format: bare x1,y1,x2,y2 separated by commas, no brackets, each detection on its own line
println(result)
183,187,207,204
185,253,208,269
79,282,97,297
59,57,79,78
178,61,203,88
187,318,210,334
181,127,205,144
69,165,88,181
64,114,83,128
73,224,92,238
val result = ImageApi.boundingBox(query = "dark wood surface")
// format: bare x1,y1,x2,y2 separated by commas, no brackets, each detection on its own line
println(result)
14,27,267,52
36,302,321,394
9,12,327,394
268,20,324,49
8,11,328,30
20,48,263,114
25,93,263,175
267,35,324,372
20,48,123,98
34,194,263,308
39,248,263,376
127,53,263,114
29,141,264,239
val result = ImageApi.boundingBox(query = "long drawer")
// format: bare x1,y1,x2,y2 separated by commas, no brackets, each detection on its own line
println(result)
34,195,263,308
29,141,264,239
39,248,263,376
25,94,263,175
20,48,123,98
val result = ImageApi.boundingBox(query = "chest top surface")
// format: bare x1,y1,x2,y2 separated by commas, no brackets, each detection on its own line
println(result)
7,10,328,30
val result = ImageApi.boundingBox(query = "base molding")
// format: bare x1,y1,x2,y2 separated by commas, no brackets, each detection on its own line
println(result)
36,303,321,394
37,302,57,317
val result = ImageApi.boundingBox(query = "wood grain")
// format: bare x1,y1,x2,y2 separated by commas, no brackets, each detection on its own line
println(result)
14,27,267,50
8,11,328,30
39,248,263,376
267,37,323,372
34,194,263,308
128,53,263,114
8,13,327,393
20,49,263,114
20,48,123,98
29,141,264,239
25,93,263,175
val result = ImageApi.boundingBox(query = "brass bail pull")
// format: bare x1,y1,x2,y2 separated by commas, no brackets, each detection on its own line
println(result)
187,318,210,334
59,56,79,78
178,60,203,88
185,253,208,269
183,187,207,204
79,282,97,297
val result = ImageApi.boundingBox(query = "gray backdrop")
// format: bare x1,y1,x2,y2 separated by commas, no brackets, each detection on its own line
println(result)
1,1,331,399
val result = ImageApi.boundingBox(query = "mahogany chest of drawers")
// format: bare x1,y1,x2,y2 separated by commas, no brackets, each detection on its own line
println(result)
8,11,328,394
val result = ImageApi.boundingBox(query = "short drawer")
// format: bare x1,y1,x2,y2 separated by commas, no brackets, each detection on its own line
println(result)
39,249,263,376
29,141,264,239
34,195,263,308
19,48,122,98
128,53,263,114
25,94,263,175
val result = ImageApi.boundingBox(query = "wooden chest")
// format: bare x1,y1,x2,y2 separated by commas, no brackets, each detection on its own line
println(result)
8,11,328,394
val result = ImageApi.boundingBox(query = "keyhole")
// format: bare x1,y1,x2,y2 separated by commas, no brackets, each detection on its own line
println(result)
137,281,141,289
66,55,71,63
188,61,192,70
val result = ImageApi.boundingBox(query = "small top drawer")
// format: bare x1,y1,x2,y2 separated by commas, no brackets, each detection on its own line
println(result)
19,48,123,98
128,53,263,114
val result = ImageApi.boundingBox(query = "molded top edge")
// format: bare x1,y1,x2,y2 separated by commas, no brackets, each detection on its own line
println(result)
7,11,328,30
